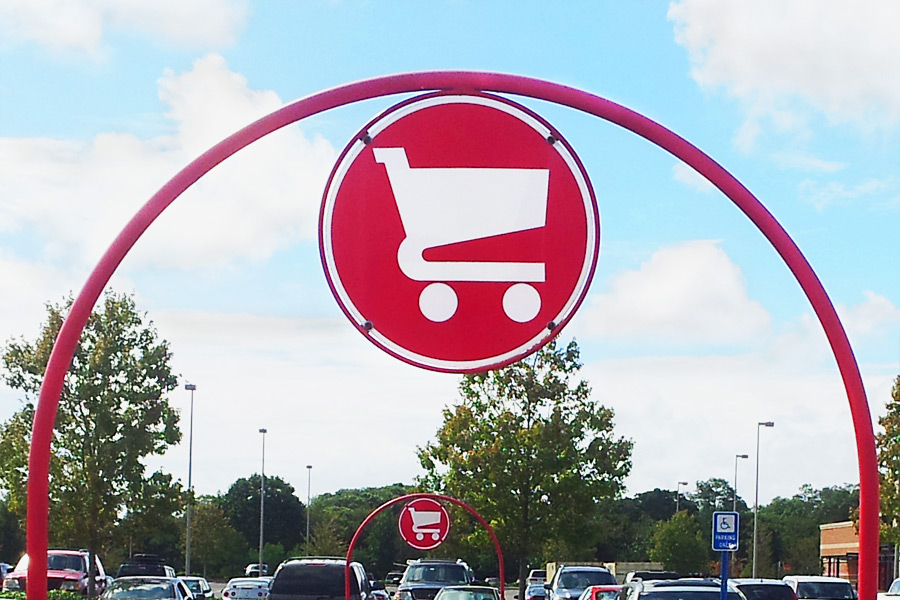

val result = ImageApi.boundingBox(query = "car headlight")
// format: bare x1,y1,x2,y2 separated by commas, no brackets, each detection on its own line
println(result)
4,578,22,591
60,580,80,591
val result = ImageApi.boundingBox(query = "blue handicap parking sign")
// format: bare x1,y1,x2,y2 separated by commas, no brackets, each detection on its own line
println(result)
712,511,739,551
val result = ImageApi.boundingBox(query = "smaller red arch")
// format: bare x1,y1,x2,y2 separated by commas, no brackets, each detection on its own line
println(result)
345,493,505,600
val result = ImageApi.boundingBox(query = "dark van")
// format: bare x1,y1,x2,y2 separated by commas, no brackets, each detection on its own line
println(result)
269,557,379,600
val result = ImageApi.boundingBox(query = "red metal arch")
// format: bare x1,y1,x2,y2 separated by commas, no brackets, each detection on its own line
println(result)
344,493,505,600
25,71,877,600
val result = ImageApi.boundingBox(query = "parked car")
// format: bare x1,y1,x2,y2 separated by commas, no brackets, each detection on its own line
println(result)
222,577,272,600
528,571,547,585
619,579,743,600
102,576,194,600
782,576,855,600
181,576,214,600
434,586,500,600
520,583,546,600
879,578,900,600
577,585,622,600
396,559,474,600
268,557,374,600
731,578,797,600
246,564,270,578
544,566,616,600
2,549,108,595
623,572,681,583
117,555,176,578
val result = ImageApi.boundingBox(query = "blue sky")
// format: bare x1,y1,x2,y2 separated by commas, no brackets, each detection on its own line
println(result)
1,0,898,507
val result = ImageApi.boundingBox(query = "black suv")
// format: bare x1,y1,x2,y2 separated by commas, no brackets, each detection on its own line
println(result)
396,559,474,600
116,554,176,578
269,557,380,600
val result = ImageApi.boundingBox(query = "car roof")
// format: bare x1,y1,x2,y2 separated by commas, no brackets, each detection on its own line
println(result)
783,576,850,583
732,579,790,585
560,566,611,572
113,576,178,583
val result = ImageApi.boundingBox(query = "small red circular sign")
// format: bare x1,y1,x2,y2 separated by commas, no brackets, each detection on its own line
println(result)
398,498,450,551
320,93,599,373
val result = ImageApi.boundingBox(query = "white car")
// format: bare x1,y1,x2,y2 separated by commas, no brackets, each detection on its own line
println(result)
222,577,271,600
782,576,855,600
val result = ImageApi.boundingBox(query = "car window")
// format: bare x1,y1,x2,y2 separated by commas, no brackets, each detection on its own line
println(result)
404,565,469,584
105,581,176,600
437,591,497,600
890,581,900,595
736,584,795,600
560,572,616,589
641,592,742,600
271,565,360,596
48,554,85,572
795,583,854,600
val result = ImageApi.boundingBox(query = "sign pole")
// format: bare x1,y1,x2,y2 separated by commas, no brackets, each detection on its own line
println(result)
720,551,729,600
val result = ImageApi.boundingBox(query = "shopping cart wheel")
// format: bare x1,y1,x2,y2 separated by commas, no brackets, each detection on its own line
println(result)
419,283,458,322
503,283,541,322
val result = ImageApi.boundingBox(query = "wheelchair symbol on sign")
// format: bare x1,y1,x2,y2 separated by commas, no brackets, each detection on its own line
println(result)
717,514,736,532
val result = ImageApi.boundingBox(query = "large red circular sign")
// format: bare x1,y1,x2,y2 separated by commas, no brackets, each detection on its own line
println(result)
398,498,450,551
320,93,599,373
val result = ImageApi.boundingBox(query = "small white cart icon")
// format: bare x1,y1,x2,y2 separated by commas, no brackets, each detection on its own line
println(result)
374,147,549,323
407,507,443,541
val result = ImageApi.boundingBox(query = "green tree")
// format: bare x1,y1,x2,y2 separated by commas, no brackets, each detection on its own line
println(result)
418,340,633,598
188,498,247,578
878,376,900,545
649,512,708,574
218,475,306,552
0,292,180,595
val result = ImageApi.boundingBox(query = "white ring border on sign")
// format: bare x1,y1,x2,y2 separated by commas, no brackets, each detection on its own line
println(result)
321,93,600,372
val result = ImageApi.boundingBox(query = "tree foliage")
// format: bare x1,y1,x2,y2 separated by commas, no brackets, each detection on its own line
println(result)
649,511,708,574
218,474,307,552
418,340,632,594
0,292,180,571
878,376,900,544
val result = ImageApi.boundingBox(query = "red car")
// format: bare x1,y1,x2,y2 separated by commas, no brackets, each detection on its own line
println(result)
579,585,623,600
2,549,108,595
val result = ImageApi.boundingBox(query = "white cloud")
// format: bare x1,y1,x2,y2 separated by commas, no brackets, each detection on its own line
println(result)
582,240,771,344
839,290,900,339
669,0,900,140
0,0,247,56
772,152,846,174
0,54,337,271
672,161,716,193
798,177,897,210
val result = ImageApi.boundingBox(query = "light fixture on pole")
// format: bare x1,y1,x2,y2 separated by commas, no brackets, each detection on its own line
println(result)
306,465,312,545
258,428,267,575
753,421,775,578
734,454,749,511
675,481,688,513
184,383,196,576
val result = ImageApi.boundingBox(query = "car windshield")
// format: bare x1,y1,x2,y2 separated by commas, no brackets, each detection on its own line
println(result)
737,584,795,600
48,554,85,572
642,592,742,600
890,581,900,595
184,581,203,593
104,581,175,600
404,565,469,584
270,566,360,596
559,572,615,589
795,582,854,600
436,590,497,600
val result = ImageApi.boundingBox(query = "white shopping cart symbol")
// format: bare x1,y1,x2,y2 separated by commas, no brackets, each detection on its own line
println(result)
407,507,443,541
374,147,549,323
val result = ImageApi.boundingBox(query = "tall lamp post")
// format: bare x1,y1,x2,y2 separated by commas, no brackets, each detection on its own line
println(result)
258,428,267,575
753,421,775,578
734,453,749,511
184,383,196,576
306,465,312,545
675,481,688,513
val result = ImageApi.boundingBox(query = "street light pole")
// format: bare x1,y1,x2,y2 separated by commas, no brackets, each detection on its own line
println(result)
753,421,775,578
675,481,688,514
306,465,312,545
184,383,196,576
259,428,267,575
734,454,749,511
